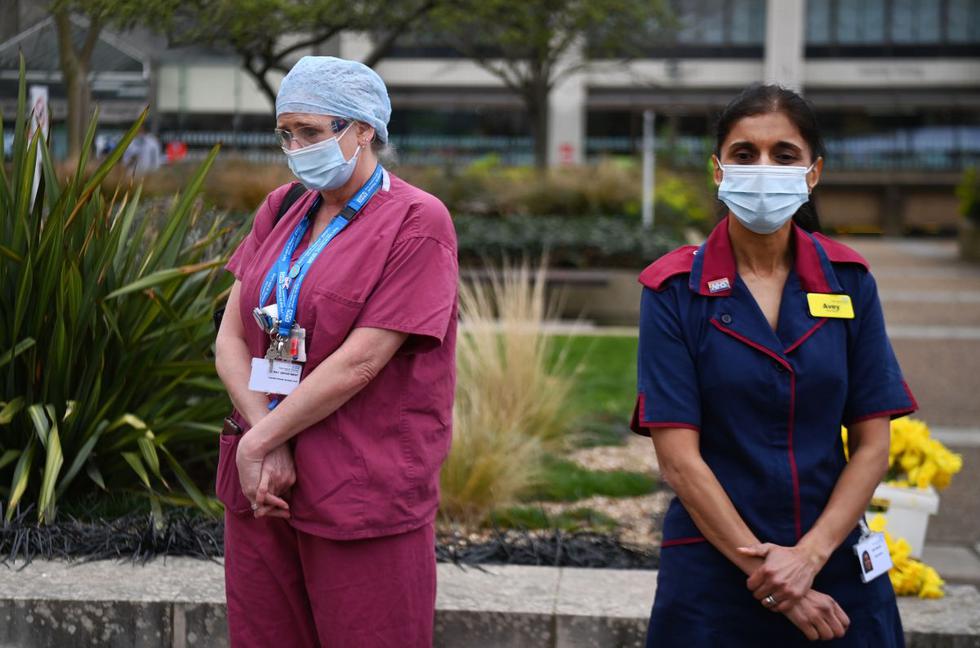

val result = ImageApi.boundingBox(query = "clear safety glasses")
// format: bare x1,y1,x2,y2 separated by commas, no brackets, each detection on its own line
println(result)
274,118,349,149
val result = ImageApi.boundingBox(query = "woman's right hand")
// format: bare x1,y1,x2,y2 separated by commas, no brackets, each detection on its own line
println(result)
253,443,296,519
781,589,850,641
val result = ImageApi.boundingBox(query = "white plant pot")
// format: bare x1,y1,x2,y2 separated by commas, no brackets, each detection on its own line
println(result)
870,483,940,559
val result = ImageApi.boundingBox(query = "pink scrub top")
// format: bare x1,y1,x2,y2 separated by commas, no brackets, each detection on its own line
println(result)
223,170,458,541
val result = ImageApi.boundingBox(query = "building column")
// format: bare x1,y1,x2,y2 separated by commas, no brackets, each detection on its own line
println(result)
338,32,374,62
764,0,806,91
548,43,586,167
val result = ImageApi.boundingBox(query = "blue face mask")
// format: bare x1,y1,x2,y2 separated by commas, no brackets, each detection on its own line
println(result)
717,163,815,235
282,124,361,191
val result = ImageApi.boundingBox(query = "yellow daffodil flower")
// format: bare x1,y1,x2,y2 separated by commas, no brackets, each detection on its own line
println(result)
868,514,945,598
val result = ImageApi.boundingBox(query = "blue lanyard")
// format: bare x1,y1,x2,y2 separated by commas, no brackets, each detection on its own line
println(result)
258,165,384,337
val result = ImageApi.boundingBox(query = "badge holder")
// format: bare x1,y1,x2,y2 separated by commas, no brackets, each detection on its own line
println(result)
853,518,892,584
248,303,306,398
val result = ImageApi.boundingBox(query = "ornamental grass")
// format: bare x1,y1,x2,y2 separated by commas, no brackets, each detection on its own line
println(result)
440,262,580,525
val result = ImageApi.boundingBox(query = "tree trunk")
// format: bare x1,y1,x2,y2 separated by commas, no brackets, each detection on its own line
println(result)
63,61,92,160
525,81,551,170
241,55,279,114
54,10,98,161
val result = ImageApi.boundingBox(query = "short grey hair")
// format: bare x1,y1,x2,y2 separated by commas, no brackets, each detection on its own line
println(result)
371,136,398,167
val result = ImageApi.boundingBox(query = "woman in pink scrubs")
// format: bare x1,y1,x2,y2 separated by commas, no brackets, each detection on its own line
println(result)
214,56,458,647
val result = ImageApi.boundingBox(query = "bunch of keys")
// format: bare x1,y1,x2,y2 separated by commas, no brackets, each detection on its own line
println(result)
264,327,307,369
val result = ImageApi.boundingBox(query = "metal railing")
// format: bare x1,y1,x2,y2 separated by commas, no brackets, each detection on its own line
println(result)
148,129,980,172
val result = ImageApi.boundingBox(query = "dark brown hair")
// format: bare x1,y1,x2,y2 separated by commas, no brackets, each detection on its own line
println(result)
715,84,825,233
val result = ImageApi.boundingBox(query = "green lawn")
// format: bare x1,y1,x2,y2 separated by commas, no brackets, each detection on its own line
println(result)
549,334,639,447
523,455,657,502
490,505,619,532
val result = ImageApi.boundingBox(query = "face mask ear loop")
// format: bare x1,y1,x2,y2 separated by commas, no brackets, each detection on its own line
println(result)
712,155,725,183
805,160,818,192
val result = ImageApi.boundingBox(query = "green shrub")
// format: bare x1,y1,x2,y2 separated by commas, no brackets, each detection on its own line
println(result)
454,214,680,269
0,59,239,523
398,157,714,231
956,167,980,226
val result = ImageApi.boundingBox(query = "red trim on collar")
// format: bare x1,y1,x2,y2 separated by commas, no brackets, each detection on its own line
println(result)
812,233,870,271
697,218,737,296
697,217,838,296
638,245,699,291
793,228,833,294
784,319,829,354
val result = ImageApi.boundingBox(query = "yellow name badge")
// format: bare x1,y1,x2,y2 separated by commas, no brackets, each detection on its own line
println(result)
807,293,855,319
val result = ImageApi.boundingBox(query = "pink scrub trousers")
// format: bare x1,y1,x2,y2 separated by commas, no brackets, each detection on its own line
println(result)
224,510,436,648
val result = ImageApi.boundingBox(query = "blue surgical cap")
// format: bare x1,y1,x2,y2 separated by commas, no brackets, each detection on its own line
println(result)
276,56,392,142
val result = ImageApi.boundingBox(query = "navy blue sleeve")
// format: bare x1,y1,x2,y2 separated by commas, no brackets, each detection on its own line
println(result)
631,285,701,435
842,270,917,425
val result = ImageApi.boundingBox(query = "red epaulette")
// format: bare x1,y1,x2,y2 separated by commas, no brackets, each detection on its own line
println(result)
812,233,870,271
638,245,699,290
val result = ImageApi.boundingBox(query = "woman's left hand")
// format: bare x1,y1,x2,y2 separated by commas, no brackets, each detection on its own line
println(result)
740,543,823,612
235,433,266,506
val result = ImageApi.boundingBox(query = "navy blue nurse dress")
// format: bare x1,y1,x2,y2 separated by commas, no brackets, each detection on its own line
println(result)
632,217,917,647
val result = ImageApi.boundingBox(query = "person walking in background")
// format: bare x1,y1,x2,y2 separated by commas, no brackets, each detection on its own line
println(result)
122,126,162,175
214,56,458,647
632,84,915,646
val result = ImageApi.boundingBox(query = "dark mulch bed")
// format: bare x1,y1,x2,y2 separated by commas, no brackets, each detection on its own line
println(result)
437,527,658,570
1,508,658,570
0,508,224,566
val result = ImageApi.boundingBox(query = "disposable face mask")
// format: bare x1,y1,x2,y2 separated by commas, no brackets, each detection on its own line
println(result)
282,124,361,191
717,163,814,235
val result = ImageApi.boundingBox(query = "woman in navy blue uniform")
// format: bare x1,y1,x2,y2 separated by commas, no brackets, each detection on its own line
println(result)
633,85,916,646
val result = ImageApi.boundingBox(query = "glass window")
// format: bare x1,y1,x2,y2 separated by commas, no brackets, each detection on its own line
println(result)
891,0,943,43
706,0,728,44
947,0,980,43
836,0,886,43
731,0,766,44
807,0,832,44
675,0,728,44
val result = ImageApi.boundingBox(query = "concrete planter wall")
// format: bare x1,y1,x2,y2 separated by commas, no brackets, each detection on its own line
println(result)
549,269,643,326
958,220,980,262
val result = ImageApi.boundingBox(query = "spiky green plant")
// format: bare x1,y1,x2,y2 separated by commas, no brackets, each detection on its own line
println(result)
0,56,241,524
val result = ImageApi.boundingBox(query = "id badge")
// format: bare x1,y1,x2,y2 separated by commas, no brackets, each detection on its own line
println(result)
853,531,892,584
248,358,301,395
807,293,855,319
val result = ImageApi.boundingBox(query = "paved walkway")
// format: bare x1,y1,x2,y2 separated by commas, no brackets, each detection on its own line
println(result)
844,238,980,585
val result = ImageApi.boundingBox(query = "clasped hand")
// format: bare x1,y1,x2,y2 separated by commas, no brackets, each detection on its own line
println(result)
740,542,850,641
235,433,295,519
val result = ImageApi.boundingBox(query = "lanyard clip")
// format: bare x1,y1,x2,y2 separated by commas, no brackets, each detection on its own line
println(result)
858,518,873,538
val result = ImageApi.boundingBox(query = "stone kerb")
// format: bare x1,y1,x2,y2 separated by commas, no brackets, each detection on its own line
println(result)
1,560,978,647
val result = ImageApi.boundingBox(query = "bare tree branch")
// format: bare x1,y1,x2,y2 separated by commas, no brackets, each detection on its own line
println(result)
272,28,344,61
362,0,440,67
79,13,103,62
